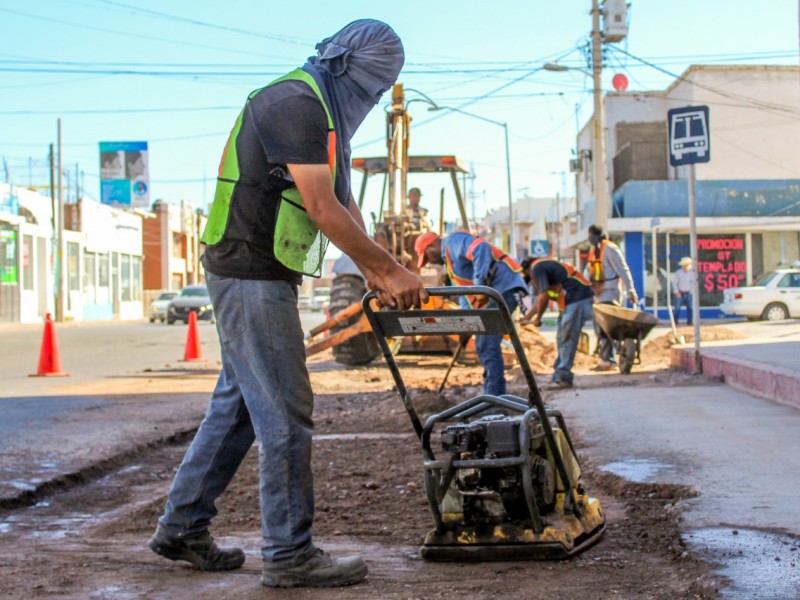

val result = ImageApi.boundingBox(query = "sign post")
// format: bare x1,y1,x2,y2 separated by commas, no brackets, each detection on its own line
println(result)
668,105,710,374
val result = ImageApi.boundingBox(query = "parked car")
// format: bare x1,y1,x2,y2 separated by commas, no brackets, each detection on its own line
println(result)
719,268,800,321
167,285,214,324
148,291,178,323
312,287,331,312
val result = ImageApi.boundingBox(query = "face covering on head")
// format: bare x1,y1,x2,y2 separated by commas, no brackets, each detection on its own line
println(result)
588,234,602,247
305,19,404,143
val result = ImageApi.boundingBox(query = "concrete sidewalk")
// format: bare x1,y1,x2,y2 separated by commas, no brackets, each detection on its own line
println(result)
671,321,800,410
0,372,216,509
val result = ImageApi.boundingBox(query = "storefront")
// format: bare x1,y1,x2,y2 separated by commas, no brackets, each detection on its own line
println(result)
620,218,800,319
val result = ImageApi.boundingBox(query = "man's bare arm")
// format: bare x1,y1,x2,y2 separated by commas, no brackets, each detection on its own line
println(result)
344,195,394,307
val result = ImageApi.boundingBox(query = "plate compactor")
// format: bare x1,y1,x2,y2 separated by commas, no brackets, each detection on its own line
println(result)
362,286,606,560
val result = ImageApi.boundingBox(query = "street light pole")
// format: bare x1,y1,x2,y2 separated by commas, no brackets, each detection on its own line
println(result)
427,105,515,254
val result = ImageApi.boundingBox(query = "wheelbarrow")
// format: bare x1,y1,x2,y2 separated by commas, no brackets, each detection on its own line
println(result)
592,304,658,374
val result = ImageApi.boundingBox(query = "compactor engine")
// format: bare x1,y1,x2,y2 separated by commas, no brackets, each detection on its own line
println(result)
439,415,557,526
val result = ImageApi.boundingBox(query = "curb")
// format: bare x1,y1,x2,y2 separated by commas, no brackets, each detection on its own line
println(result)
0,427,198,512
671,346,800,411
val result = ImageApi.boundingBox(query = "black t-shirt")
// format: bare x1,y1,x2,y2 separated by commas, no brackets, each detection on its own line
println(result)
202,79,349,282
531,260,594,305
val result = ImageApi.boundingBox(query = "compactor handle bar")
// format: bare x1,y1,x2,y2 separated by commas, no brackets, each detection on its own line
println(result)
361,285,545,434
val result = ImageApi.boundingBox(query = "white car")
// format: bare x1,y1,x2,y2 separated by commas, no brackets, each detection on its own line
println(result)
720,269,800,321
148,291,178,323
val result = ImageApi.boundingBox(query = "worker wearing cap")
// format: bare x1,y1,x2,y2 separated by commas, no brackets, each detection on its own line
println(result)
672,257,694,325
416,231,527,396
407,187,429,229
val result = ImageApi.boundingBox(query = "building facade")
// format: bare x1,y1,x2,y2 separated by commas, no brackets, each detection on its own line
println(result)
142,200,204,298
0,184,147,323
571,65,800,317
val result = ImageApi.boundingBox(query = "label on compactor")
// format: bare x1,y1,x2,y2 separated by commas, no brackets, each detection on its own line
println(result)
397,315,485,334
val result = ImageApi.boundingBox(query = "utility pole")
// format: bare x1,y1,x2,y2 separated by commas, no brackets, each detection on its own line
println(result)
555,193,562,259
55,119,64,323
591,0,610,230
49,144,56,316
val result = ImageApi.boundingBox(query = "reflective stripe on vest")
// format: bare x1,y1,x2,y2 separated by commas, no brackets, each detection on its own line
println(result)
445,236,522,285
588,239,608,283
464,238,523,273
532,258,591,312
444,237,522,308
201,68,336,277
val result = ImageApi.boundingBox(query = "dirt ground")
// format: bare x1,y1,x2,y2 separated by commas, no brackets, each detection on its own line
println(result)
0,326,742,599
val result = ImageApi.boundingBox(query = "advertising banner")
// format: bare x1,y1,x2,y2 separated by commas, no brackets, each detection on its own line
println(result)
99,141,149,208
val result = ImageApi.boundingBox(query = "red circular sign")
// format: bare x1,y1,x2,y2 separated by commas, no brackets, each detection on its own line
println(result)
612,73,629,92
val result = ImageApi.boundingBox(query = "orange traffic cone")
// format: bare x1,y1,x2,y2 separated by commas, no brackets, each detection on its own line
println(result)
30,313,69,377
181,310,206,362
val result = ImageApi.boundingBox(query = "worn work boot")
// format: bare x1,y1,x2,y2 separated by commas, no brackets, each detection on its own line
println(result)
148,526,245,571
261,549,368,588
544,379,573,390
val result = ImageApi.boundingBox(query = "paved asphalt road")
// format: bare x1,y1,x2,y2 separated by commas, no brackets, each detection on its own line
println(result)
0,311,327,398
3,313,800,597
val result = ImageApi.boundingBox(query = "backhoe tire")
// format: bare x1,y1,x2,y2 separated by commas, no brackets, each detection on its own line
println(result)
330,274,379,366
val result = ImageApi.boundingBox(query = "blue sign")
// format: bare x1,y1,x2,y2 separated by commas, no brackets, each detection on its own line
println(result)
530,239,549,258
668,106,710,167
99,141,149,208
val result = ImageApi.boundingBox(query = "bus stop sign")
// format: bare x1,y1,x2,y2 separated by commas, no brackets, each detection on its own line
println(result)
668,105,710,167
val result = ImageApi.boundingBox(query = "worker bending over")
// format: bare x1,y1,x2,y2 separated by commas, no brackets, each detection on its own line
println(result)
416,231,527,396
521,258,594,389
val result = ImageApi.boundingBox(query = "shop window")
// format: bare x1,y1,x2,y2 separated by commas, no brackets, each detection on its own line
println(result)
67,242,79,311
83,252,96,304
121,254,131,301
172,232,183,258
22,234,33,291
132,257,141,301
96,253,110,305
644,233,747,308
67,243,80,292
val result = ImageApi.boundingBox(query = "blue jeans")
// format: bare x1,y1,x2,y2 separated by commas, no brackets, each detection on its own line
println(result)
553,297,594,384
673,292,692,325
158,273,316,567
594,300,617,363
475,289,522,396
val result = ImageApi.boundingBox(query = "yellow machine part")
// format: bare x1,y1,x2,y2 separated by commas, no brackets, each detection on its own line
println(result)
424,425,605,560
423,494,605,561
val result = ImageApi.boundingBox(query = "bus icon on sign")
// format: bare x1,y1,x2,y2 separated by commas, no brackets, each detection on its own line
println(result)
668,105,710,166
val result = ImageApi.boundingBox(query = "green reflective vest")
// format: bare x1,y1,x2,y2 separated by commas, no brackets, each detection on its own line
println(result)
201,68,337,277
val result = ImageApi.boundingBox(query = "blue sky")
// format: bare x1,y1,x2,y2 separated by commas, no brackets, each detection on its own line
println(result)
1,0,798,228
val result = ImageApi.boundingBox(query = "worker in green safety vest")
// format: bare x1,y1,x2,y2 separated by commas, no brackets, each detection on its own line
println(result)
149,20,427,590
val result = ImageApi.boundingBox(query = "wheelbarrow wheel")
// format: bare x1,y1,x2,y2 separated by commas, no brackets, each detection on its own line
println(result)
618,338,637,374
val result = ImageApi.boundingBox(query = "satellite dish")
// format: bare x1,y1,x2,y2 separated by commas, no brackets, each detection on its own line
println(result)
612,73,629,92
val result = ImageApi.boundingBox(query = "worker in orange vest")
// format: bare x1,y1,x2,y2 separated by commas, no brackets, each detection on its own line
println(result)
416,231,527,396
520,257,594,389
586,224,638,370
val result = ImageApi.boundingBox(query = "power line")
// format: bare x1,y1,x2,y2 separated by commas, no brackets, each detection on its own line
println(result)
0,7,294,60
92,0,311,46
608,46,800,119
0,90,590,117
